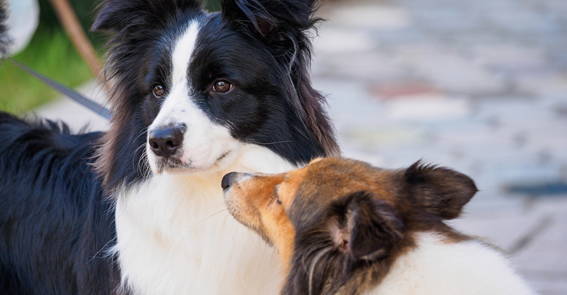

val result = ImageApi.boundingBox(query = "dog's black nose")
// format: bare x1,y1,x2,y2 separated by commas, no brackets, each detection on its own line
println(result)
222,172,238,191
148,124,186,158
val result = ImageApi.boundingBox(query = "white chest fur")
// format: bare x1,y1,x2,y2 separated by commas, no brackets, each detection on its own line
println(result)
114,146,295,295
369,233,535,295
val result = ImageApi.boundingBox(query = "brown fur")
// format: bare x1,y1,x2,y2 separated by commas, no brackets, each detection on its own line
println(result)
224,157,478,294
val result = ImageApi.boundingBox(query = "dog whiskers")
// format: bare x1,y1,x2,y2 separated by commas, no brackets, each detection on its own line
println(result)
192,208,229,226
134,143,151,178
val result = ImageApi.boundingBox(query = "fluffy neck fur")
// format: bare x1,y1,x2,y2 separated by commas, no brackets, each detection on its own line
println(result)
114,144,295,295
366,232,535,295
288,232,534,295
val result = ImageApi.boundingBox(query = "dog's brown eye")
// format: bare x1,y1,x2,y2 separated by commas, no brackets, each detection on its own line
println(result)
152,85,166,98
212,80,232,94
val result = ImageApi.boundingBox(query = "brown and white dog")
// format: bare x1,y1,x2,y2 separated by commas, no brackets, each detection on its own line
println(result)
222,157,536,295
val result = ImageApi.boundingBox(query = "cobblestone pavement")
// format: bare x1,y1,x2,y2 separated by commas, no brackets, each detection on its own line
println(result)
314,0,567,294
35,0,567,293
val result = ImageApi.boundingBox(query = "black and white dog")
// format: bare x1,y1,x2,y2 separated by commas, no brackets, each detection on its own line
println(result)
0,0,337,294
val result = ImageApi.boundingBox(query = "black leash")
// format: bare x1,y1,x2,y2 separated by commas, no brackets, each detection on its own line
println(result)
7,58,112,120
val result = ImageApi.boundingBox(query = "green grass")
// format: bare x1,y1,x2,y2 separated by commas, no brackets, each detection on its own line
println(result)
0,0,223,115
0,30,94,114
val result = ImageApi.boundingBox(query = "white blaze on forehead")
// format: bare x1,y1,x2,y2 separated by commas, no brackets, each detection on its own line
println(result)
150,21,201,129
171,21,200,89
147,20,242,172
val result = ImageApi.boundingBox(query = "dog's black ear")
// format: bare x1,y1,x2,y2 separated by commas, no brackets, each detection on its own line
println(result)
328,191,404,261
92,0,201,32
221,0,319,38
404,161,478,220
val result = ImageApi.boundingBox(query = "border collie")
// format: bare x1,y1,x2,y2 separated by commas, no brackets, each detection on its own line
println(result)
222,158,535,295
0,0,337,294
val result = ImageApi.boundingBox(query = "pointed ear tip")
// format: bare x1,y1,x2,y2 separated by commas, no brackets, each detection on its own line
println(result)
461,174,479,198
442,174,478,219
441,167,478,195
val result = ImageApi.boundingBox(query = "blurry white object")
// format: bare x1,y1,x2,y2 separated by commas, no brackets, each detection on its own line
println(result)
385,95,471,121
5,0,39,55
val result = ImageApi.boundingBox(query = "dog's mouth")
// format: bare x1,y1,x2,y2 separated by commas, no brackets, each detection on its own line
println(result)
155,157,191,173
154,151,232,174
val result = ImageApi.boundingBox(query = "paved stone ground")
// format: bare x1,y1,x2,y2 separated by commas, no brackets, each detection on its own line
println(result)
34,0,567,293
314,0,567,294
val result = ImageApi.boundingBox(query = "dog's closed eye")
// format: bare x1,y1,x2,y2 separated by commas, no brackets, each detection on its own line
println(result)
273,185,283,205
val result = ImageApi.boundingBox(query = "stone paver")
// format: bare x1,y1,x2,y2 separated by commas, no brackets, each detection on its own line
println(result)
31,0,567,293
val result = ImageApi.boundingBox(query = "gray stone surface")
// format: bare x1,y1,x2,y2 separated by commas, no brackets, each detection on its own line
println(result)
314,0,567,293
31,0,567,293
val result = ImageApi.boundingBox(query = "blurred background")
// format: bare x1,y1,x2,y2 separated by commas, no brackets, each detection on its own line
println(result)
1,0,566,293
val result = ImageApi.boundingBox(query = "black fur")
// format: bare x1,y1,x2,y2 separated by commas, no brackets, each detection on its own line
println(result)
0,112,118,295
0,0,337,293
94,0,337,190
1,3,117,294
92,0,208,189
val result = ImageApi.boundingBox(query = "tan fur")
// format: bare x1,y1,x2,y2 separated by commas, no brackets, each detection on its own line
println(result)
226,173,296,272
225,157,401,270
224,158,534,295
